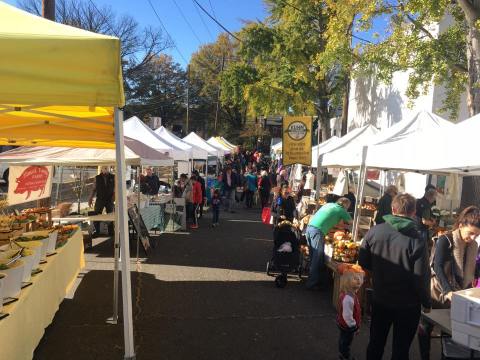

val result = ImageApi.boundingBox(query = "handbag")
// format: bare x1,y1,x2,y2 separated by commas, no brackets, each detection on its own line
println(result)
261,207,271,225
430,233,456,308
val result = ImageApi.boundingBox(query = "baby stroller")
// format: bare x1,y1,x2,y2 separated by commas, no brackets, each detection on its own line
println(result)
266,220,303,288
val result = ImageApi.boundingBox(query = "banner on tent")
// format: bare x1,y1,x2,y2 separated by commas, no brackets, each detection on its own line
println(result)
282,116,312,166
8,165,53,205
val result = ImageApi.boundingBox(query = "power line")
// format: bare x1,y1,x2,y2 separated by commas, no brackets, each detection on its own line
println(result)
146,0,189,65
171,0,203,45
86,0,120,37
191,0,215,41
207,0,217,19
191,0,241,42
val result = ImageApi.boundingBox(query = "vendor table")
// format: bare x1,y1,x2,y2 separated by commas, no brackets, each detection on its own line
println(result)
139,205,165,232
0,229,85,360
422,309,479,359
52,213,115,224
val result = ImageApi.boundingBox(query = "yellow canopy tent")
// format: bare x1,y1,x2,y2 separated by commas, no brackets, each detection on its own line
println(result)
0,3,134,359
215,136,235,150
0,2,124,148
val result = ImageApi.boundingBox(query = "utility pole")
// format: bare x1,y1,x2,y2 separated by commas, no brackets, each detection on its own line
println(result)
214,53,225,133
186,64,190,134
42,0,55,21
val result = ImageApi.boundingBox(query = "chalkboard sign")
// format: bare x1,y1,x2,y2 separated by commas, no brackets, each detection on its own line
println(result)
127,204,151,254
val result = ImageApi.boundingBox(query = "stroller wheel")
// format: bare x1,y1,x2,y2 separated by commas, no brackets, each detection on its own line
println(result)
275,274,287,288
266,261,271,276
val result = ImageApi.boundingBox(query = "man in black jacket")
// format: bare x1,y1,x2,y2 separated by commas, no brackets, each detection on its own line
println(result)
374,185,398,224
222,166,238,213
88,166,115,236
359,193,431,360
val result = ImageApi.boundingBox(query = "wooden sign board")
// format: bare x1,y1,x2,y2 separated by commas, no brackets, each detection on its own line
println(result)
127,204,151,254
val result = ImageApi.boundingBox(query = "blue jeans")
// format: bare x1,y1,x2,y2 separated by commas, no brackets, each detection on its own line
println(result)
212,206,219,224
339,326,356,358
305,225,325,288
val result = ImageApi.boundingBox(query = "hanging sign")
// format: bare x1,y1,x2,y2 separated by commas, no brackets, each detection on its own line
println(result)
282,116,312,166
8,165,53,205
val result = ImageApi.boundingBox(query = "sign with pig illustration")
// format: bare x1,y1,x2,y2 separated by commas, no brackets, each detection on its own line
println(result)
8,165,53,205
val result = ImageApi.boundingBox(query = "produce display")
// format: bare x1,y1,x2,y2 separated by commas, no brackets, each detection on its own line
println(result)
332,231,360,263
0,211,79,305
361,203,377,211
21,207,50,214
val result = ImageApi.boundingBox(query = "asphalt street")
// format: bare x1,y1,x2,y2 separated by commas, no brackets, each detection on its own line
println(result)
33,206,430,360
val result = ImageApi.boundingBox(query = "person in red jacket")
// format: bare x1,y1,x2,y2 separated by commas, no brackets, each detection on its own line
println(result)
190,175,203,229
337,264,365,360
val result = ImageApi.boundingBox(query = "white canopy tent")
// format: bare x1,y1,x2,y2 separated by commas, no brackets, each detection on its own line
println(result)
318,125,380,167
0,138,174,167
154,126,206,159
272,141,282,154
315,125,379,194
365,114,479,174
322,111,453,168
207,137,231,154
339,113,480,241
311,136,339,167
124,117,189,162
183,132,224,157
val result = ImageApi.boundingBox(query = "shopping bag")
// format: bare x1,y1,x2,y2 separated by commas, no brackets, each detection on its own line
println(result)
261,207,271,225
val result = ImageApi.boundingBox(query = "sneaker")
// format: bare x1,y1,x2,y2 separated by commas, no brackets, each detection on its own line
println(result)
189,224,198,229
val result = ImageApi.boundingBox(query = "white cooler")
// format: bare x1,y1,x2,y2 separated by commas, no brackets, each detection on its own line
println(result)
0,273,5,312
451,288,480,351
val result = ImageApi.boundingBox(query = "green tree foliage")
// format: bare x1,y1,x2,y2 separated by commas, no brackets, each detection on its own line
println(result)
188,34,246,137
222,0,346,141
320,0,472,120
124,54,187,125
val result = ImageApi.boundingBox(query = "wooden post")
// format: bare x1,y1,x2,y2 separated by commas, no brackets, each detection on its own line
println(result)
42,0,55,21
186,65,190,134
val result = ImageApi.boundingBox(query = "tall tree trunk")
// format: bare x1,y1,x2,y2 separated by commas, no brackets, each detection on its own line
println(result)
340,74,350,136
318,80,331,142
458,1,480,209
466,26,480,116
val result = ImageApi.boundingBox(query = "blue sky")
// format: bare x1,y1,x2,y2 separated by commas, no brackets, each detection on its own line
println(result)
8,0,268,67
7,0,387,66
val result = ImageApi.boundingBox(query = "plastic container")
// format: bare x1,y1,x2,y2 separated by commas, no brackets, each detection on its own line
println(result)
2,260,24,299
20,254,35,282
46,230,58,254
15,241,42,270
0,273,5,312
451,288,480,350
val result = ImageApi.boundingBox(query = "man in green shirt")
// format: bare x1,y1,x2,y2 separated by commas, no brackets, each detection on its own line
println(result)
306,197,353,289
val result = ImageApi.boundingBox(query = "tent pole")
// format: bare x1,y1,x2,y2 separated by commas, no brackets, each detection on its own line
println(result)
136,167,141,262
352,146,368,242
54,166,63,206
107,197,120,325
114,108,136,360
315,154,323,202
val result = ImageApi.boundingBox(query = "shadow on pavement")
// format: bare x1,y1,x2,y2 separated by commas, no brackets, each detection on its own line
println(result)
34,270,343,360
86,208,274,274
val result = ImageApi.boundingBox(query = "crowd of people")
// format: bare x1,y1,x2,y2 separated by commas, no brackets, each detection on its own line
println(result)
170,149,319,230
334,187,480,360
88,148,480,360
